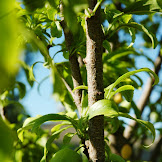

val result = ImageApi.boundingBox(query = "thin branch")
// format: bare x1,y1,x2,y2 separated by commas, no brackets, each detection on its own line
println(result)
85,0,105,161
59,5,83,116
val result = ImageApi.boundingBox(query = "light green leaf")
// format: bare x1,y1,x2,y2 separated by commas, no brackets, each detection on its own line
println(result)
72,85,88,92
105,68,159,97
106,85,134,99
119,112,155,148
88,99,119,120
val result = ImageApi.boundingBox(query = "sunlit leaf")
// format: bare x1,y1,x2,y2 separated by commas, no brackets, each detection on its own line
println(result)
106,85,134,99
72,85,88,92
88,99,119,119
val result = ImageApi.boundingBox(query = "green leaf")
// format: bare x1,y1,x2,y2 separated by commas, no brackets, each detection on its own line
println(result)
37,75,50,95
106,85,134,99
121,90,134,102
50,148,82,162
128,28,136,48
47,0,60,9
105,68,159,97
0,117,16,161
103,40,112,53
63,133,75,145
23,0,45,12
16,82,26,99
109,153,125,162
17,114,77,141
45,126,73,158
119,112,155,148
88,99,119,120
108,22,158,49
72,85,88,92
51,21,62,38
123,0,162,14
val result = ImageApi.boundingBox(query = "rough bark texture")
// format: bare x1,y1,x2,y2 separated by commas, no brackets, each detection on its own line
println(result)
85,0,105,161
60,20,83,116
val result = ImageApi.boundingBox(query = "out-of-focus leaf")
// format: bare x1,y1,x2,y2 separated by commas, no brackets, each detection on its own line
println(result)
50,148,82,162
16,82,26,99
109,153,125,162
119,112,155,148
124,0,162,14
0,117,16,161
45,126,72,158
103,40,112,53
23,0,45,12
63,133,75,144
105,68,159,97
121,90,134,102
108,22,158,49
88,99,119,119
51,21,62,38
0,0,20,93
17,114,77,141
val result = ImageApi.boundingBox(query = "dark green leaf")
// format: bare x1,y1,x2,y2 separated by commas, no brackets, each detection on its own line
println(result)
109,22,158,48
103,40,112,53
63,133,75,144
51,21,62,38
50,148,82,162
15,82,26,99
109,153,125,162
23,0,45,12
124,0,162,14
121,90,134,102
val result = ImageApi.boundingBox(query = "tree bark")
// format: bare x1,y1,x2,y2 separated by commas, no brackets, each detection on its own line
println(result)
60,19,83,116
85,0,105,161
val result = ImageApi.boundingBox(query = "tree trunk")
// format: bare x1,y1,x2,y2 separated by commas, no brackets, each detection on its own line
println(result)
85,0,105,161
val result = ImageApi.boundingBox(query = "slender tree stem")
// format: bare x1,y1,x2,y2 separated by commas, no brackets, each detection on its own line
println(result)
85,0,105,161
60,15,83,116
